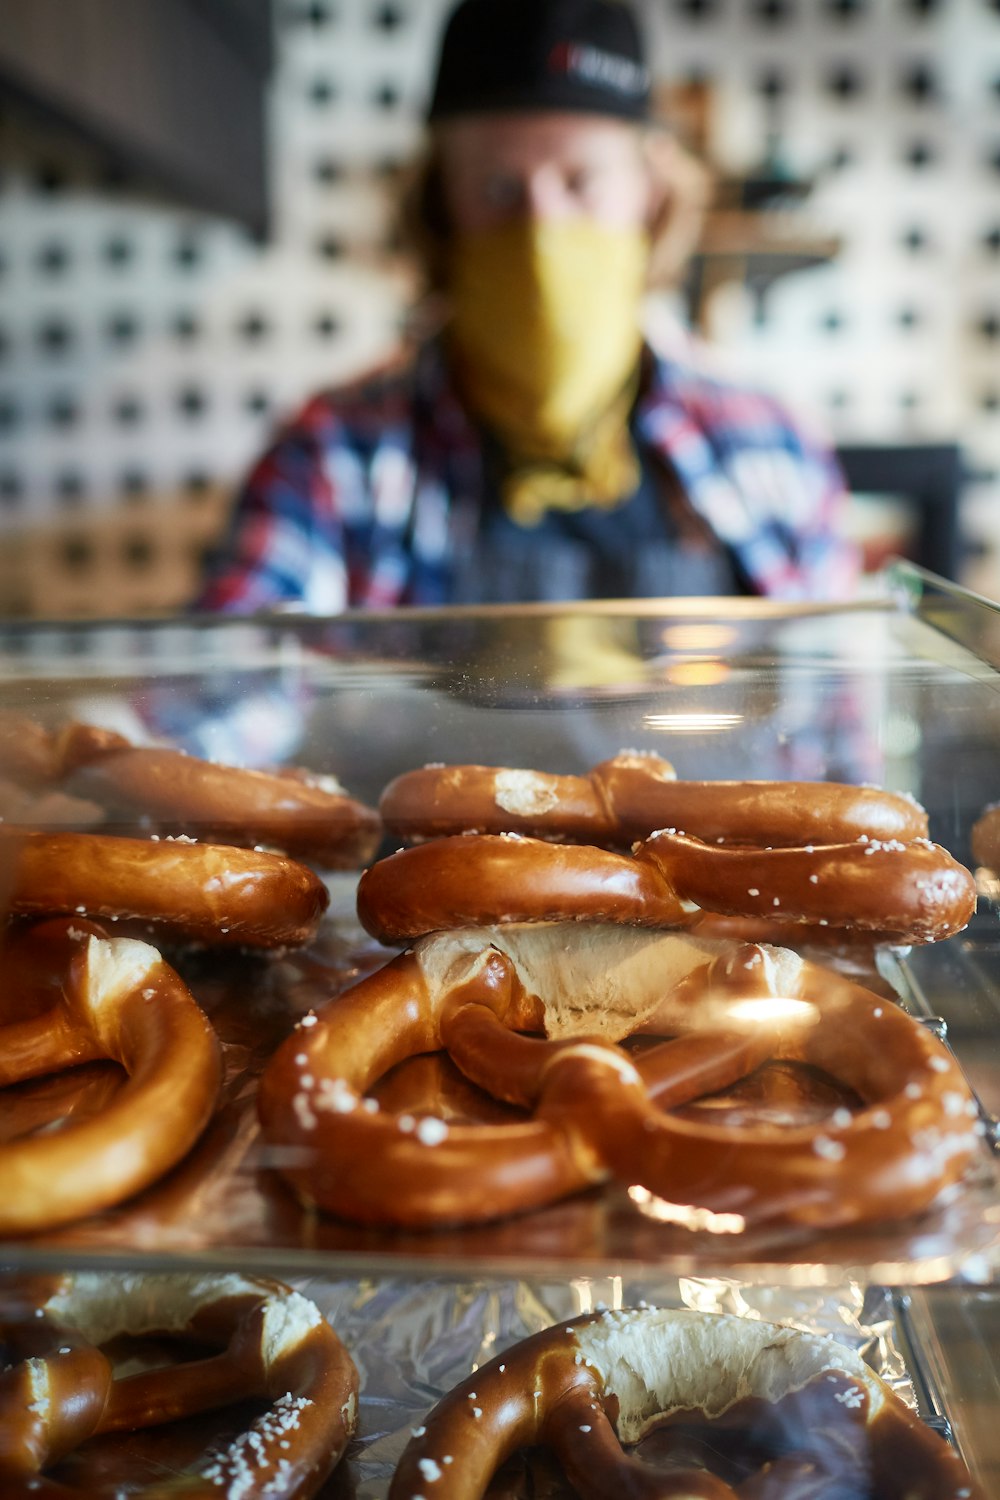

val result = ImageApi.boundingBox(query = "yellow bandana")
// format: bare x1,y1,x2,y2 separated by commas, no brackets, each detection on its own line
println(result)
447,220,648,527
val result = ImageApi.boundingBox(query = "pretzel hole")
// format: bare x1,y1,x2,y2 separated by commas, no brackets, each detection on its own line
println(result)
0,1062,127,1144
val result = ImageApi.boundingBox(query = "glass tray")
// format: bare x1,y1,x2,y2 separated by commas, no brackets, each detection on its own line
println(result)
3,570,1000,1285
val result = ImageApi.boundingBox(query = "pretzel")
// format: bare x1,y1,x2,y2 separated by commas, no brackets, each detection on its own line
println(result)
357,830,976,947
972,803,1000,873
0,713,64,788
380,753,931,849
390,1306,982,1499
0,918,222,1235
56,721,382,868
0,827,329,948
0,1271,358,1496
258,923,982,1229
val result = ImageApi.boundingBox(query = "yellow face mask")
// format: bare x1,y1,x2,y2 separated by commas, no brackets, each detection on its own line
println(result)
447,220,649,526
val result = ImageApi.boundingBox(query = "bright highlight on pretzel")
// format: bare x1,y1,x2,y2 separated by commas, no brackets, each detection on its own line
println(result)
258,923,982,1230
390,1307,982,1500
0,919,222,1235
0,1271,358,1497
0,827,329,948
380,753,930,848
357,829,976,947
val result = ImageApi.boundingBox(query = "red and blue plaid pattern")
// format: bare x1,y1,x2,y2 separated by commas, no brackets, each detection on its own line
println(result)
196,336,857,613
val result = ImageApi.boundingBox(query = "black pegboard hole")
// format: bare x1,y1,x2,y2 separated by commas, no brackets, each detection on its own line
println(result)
123,536,156,570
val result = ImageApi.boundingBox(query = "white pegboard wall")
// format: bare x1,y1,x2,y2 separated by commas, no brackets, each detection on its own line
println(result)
0,0,998,616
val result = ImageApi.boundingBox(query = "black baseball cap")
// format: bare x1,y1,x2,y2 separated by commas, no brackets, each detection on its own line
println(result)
427,0,651,124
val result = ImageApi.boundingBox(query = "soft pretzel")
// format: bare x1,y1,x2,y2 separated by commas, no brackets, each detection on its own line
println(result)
380,753,930,848
390,1306,982,1500
0,827,329,948
0,1271,357,1496
0,918,221,1235
258,923,982,1230
972,803,1000,873
56,721,382,868
357,830,976,947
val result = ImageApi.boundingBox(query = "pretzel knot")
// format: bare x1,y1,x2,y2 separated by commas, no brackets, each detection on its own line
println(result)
357,830,976,947
0,828,329,948
390,1307,982,1500
380,753,931,849
258,924,982,1230
0,918,222,1235
0,1272,358,1497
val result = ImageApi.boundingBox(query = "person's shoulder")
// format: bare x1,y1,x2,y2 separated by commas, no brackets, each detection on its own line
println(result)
279,343,430,447
644,322,833,450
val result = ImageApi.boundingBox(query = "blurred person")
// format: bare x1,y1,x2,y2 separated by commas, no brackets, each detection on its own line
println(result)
197,0,858,612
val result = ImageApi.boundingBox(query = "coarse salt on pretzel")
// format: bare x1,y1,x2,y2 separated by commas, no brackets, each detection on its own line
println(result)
258,922,982,1230
56,721,382,869
0,918,221,1235
0,1271,357,1497
380,753,930,849
357,830,976,947
390,1307,982,1500
0,827,329,948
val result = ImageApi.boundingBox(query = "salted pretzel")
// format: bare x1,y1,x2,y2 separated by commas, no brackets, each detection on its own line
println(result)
0,827,329,948
390,1306,982,1500
380,752,931,849
54,721,382,868
972,803,1000,873
357,830,976,947
258,923,982,1229
0,918,221,1235
0,1271,358,1496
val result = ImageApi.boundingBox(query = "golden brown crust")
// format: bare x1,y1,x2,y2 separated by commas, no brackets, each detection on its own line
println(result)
357,829,976,948
0,919,222,1235
59,724,381,868
380,755,930,849
0,828,329,948
357,834,691,944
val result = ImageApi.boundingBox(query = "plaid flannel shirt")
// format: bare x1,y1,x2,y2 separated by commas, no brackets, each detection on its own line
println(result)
197,334,857,613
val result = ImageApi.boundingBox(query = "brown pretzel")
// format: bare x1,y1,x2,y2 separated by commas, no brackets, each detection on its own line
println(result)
258,923,981,1230
0,918,222,1235
357,831,976,947
0,827,329,948
0,1271,358,1496
972,803,1000,873
380,753,930,848
55,722,381,868
390,1307,982,1500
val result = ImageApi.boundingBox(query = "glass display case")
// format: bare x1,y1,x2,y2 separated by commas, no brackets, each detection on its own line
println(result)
1,561,999,1496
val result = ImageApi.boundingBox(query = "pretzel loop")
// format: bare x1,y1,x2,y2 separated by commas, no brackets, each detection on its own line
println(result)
0,919,222,1235
357,830,976,947
379,754,931,848
0,1273,358,1498
0,828,329,948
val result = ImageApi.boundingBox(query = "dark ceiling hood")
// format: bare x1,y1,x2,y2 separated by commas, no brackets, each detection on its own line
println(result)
0,0,273,235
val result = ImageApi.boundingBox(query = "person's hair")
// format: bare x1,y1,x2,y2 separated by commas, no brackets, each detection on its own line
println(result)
399,122,713,298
